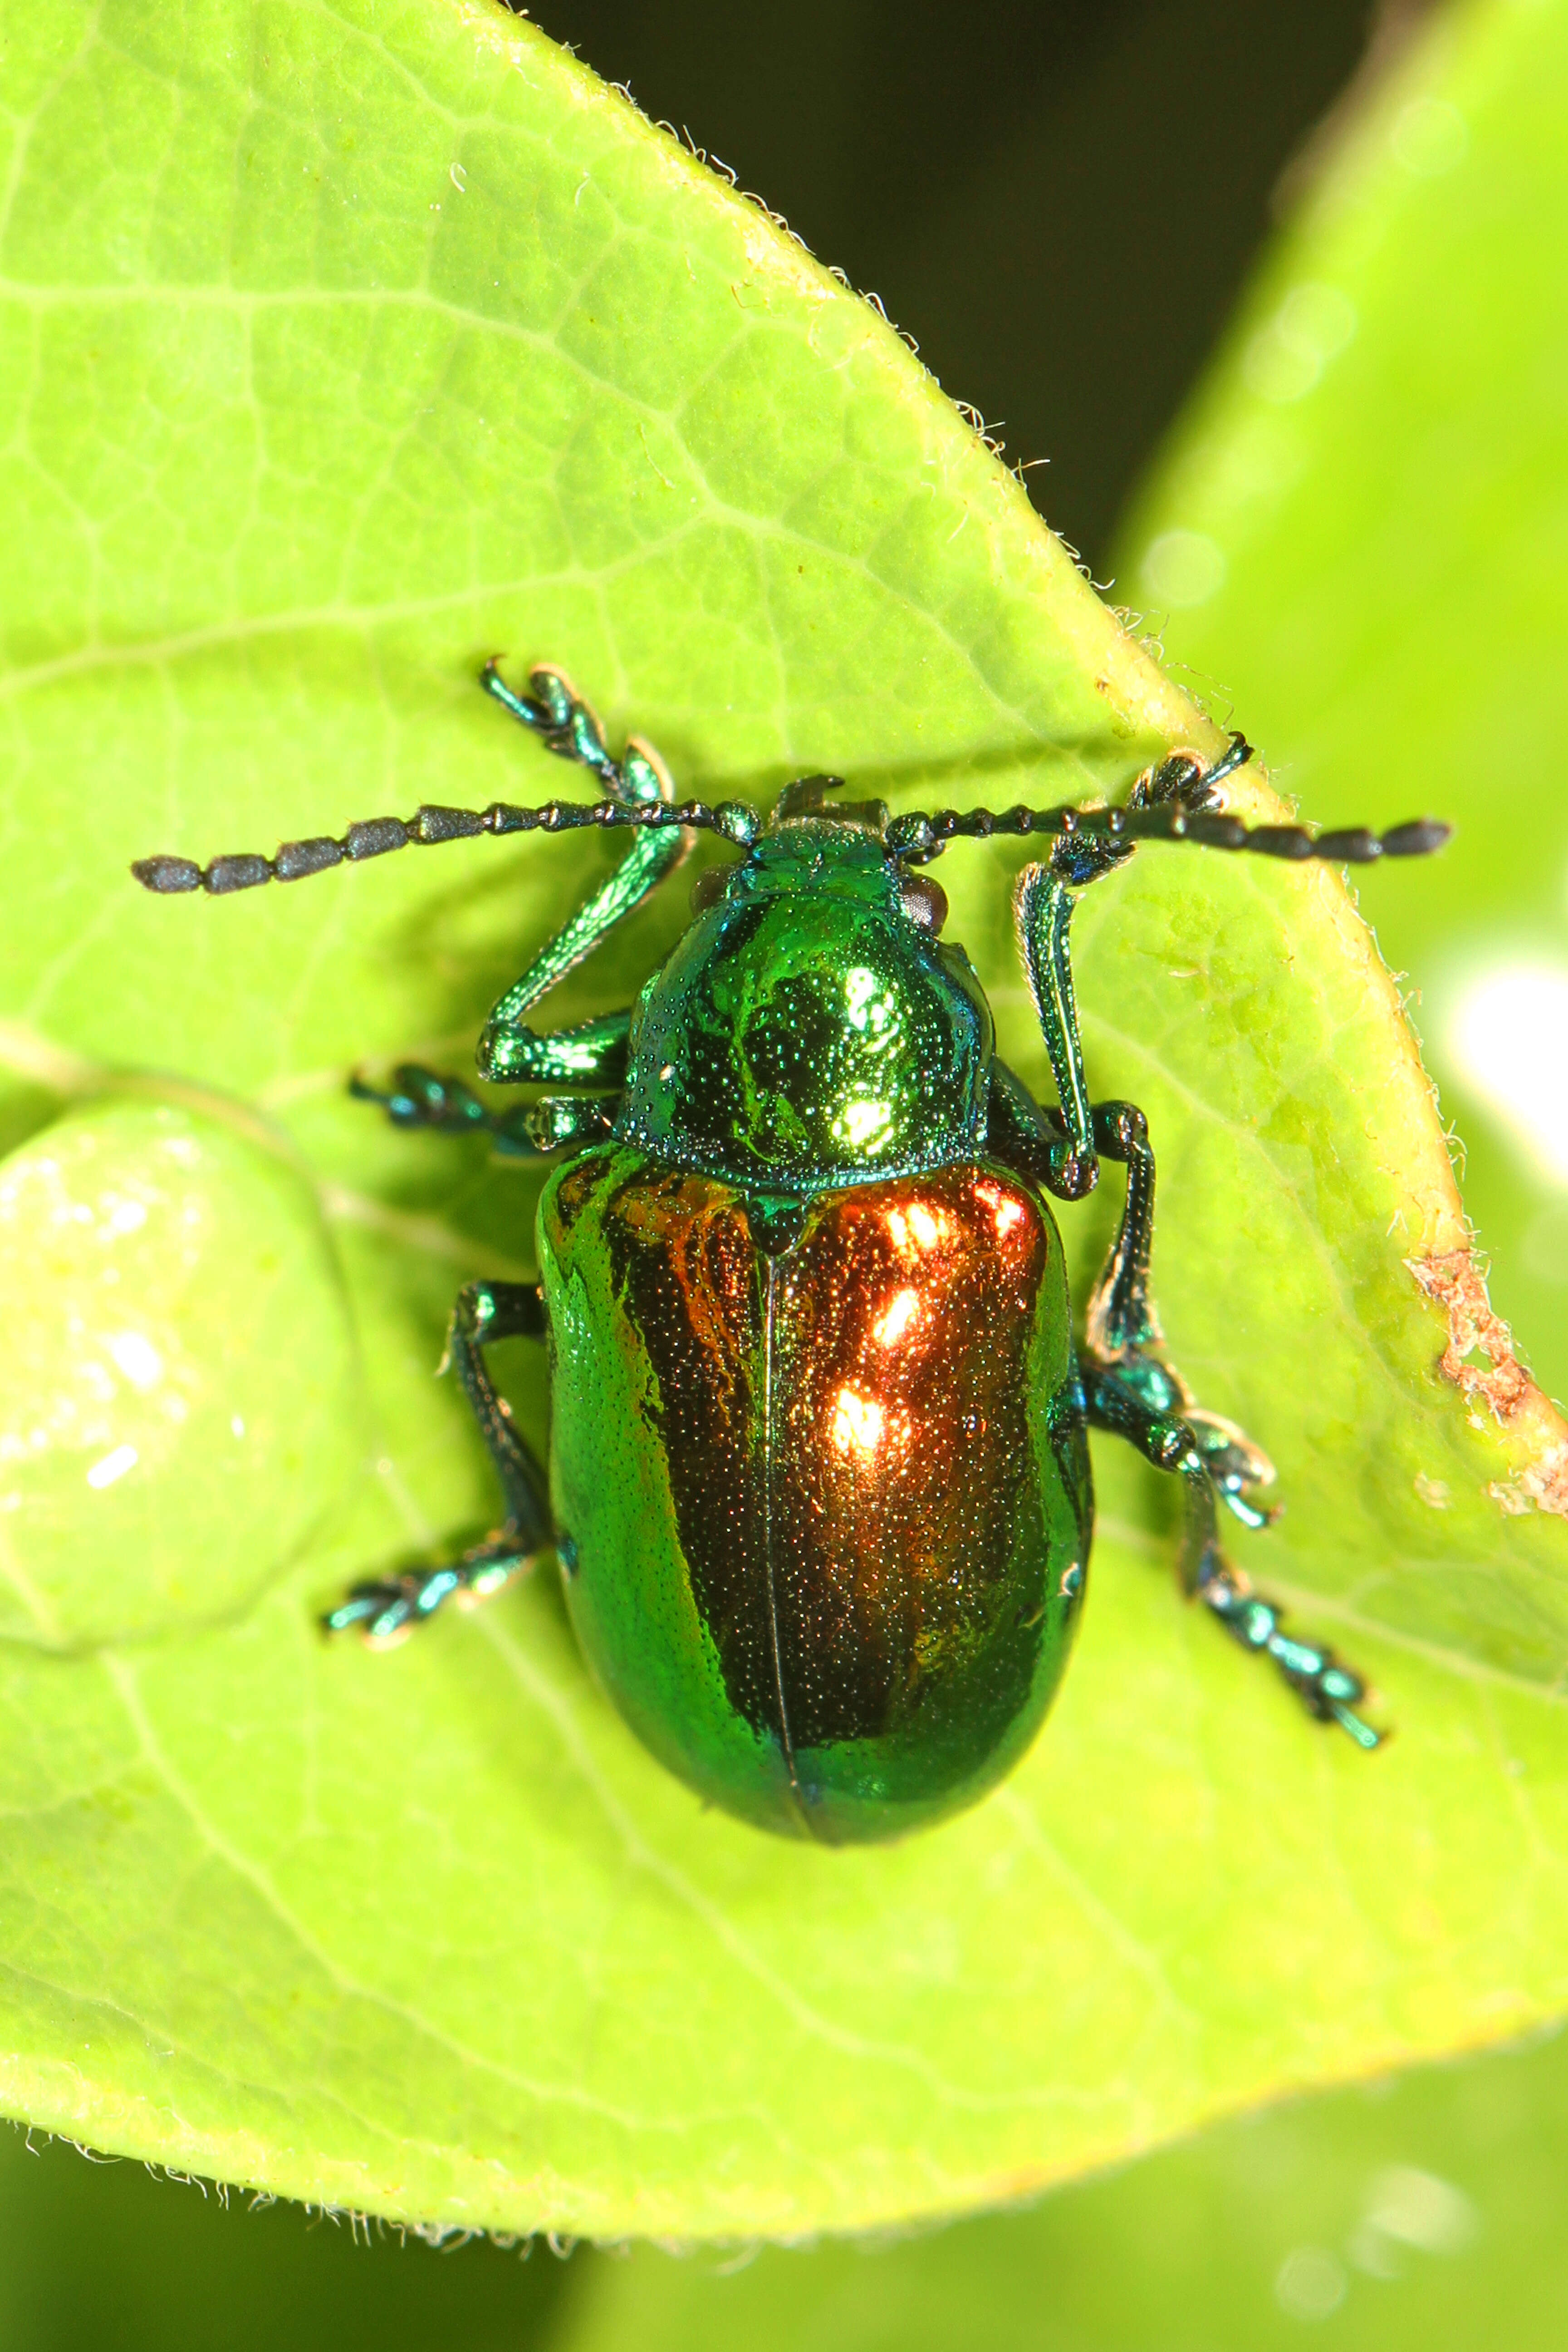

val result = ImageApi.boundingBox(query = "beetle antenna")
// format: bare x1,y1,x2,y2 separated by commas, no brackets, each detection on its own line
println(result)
887,804,1451,864
130,794,756,895
131,687,1450,894
131,660,768,892
886,734,1451,864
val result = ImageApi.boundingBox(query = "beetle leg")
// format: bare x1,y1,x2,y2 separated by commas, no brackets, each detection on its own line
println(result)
351,1063,493,1137
441,1277,552,1578
478,1008,637,1088
990,1061,1276,1519
1126,741,1240,815
324,1280,552,1644
1068,1090,1382,1741
1080,1098,1279,1530
1011,830,1142,1199
1011,755,1250,1200
476,830,685,1082
476,670,692,1085
1082,1099,1160,1359
1081,1364,1383,1749
1013,864,1097,1198
351,1066,617,1156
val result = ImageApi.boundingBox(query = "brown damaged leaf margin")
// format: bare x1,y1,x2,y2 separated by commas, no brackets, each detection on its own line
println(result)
1408,1251,1568,1519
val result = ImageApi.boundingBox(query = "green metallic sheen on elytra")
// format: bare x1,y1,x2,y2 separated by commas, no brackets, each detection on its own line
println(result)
540,1143,1090,1843
617,824,993,1194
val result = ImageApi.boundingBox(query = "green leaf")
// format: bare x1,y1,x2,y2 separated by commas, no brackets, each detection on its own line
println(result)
0,0,1564,2244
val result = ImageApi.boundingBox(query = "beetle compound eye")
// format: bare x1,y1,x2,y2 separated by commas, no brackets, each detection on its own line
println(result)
690,865,732,916
899,874,948,933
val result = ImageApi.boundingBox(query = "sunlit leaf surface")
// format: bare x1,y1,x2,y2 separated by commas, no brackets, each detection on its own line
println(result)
0,0,1563,2241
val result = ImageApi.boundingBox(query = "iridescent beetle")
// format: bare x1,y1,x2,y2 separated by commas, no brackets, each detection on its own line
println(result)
133,665,1449,1842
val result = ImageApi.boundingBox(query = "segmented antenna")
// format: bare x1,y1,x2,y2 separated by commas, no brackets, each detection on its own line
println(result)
884,732,1449,861
129,688,1452,894
884,806,1451,862
130,792,755,895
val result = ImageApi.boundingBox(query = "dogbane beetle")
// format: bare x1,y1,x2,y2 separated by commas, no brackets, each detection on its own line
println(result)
132,663,1450,1843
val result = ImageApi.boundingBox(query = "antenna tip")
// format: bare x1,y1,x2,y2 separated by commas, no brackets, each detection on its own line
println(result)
1382,819,1453,857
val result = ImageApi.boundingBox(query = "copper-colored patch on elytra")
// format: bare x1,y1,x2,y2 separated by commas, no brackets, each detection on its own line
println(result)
1406,1248,1568,1519
605,1161,1064,1751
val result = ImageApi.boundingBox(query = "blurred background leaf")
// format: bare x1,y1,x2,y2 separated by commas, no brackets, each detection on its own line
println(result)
2,0,1567,2334
4,2020,1568,2349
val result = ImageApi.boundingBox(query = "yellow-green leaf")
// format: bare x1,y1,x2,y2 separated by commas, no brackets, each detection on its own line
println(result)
0,0,1563,2245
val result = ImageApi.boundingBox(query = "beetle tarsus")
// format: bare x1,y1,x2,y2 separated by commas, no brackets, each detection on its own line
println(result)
350,1063,603,1156
351,1065,493,1136
323,1539,534,1644
1195,1557,1384,1750
1083,1357,1380,1748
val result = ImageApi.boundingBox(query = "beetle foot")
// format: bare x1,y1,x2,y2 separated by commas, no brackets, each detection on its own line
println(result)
323,1536,533,1645
1184,1407,1281,1530
350,1064,492,1136
1195,1554,1384,1750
